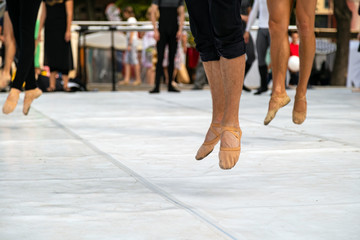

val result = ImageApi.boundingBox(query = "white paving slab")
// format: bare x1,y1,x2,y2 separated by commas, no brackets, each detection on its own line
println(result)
0,88,359,240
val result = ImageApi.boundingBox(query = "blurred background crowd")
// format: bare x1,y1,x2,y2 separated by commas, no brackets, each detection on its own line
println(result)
0,0,359,93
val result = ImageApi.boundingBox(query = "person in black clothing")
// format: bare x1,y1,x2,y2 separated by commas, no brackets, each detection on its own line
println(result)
241,0,255,92
149,0,185,93
186,0,246,169
3,0,42,115
39,0,74,92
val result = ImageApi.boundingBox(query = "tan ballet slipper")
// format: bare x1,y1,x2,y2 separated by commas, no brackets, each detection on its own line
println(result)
195,123,221,160
292,95,307,124
3,88,21,114
23,88,42,115
264,93,291,125
218,126,242,170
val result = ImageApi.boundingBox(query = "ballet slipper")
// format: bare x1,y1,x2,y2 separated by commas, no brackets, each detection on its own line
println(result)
23,88,42,115
195,123,221,160
292,95,307,124
3,88,21,114
218,126,242,170
264,93,291,125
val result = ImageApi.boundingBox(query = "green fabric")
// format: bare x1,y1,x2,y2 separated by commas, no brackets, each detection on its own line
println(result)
34,20,40,68
265,47,271,67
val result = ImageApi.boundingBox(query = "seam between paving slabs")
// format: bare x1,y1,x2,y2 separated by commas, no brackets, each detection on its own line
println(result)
34,108,244,240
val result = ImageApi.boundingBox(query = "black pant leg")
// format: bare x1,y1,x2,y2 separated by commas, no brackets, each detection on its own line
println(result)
167,33,178,88
154,33,168,90
210,0,245,59
185,0,219,62
7,0,41,90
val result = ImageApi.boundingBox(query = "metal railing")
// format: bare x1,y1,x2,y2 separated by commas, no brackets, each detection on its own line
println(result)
73,21,189,91
72,21,359,91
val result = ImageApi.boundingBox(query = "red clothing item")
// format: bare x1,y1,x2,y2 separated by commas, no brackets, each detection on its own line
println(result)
290,42,299,57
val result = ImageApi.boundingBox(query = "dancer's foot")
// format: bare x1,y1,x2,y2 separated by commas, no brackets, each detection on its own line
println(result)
0,71,11,89
264,93,291,125
23,88,42,115
195,123,221,160
3,88,21,114
218,126,242,170
292,95,307,124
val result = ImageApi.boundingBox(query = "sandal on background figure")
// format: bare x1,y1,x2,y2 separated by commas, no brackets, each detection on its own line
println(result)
118,80,130,86
46,86,55,92
132,80,141,86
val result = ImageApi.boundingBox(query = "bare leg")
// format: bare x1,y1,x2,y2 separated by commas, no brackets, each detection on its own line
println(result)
264,0,293,125
267,0,292,95
204,61,225,125
220,56,245,127
146,67,155,85
172,69,178,87
48,71,57,91
296,0,316,97
62,74,69,91
0,12,16,88
133,63,141,85
195,60,225,160
163,67,169,84
218,55,245,169
119,64,130,85
293,0,316,124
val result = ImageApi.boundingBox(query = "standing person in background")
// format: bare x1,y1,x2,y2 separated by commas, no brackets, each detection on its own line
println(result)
244,0,270,95
191,59,207,90
39,0,74,92
119,6,141,86
186,0,246,169
141,7,157,85
162,30,187,87
105,3,121,21
3,0,42,115
34,11,42,79
149,0,185,93
241,0,256,92
0,7,16,90
288,30,299,86
264,0,316,125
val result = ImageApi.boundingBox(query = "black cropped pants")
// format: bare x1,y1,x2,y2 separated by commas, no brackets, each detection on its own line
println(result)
7,0,41,90
185,0,246,62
